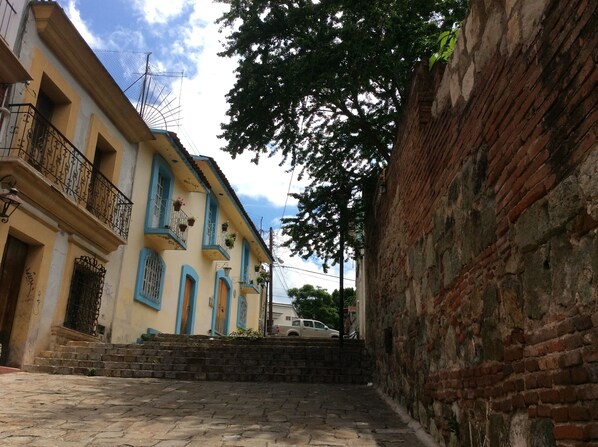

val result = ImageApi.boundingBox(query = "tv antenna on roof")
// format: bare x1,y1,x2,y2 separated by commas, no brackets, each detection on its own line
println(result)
95,50,184,131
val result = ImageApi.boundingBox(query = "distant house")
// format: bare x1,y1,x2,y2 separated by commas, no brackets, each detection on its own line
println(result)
272,302,298,326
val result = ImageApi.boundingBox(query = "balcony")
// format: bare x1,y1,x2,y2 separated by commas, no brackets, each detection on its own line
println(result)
0,1,31,84
240,276,261,295
202,229,230,261
0,0,15,42
145,199,189,250
0,103,132,252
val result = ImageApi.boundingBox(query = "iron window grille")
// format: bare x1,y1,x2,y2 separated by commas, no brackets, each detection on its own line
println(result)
63,256,106,336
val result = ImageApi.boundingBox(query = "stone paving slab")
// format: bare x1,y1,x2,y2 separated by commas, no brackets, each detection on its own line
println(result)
0,373,427,446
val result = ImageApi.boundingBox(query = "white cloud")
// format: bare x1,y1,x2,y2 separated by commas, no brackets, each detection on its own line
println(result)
131,0,193,25
64,0,104,49
61,0,342,297
171,1,307,209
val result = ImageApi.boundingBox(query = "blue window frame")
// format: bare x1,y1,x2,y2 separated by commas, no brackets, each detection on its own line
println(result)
211,270,232,335
145,154,174,230
176,265,199,335
237,296,247,329
240,239,250,283
134,248,165,310
203,193,218,245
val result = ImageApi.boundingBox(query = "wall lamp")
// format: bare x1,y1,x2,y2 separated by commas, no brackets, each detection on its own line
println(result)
0,175,22,223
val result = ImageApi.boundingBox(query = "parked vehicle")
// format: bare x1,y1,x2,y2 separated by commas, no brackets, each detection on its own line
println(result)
274,319,339,338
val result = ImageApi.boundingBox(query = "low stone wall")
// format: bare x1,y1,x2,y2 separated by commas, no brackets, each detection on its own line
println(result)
365,0,597,445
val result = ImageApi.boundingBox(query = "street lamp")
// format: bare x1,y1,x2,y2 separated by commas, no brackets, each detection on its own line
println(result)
0,176,22,223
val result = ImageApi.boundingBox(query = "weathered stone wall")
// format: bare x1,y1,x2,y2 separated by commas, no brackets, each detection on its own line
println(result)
365,0,597,445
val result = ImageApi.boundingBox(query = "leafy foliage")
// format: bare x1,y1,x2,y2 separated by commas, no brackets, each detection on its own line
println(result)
288,284,338,329
217,0,468,263
332,287,356,307
228,328,263,339
429,26,461,68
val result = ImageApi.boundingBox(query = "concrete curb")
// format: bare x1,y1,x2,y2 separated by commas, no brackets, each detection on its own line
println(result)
376,387,442,447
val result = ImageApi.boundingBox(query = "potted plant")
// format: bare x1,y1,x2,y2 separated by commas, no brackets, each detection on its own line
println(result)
179,223,188,232
254,264,261,273
173,196,185,211
221,221,229,232
224,232,237,248
187,216,196,226
256,269,268,286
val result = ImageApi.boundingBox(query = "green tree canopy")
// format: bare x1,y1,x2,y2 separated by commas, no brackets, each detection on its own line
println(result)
217,0,468,264
288,284,338,329
332,287,356,307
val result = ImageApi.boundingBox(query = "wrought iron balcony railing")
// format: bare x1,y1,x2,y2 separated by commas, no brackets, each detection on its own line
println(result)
146,198,189,246
0,0,16,42
0,103,132,239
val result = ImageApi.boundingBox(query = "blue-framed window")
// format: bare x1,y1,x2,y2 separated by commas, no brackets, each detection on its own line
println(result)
240,239,250,283
237,296,247,329
134,248,165,310
146,155,174,229
203,193,218,245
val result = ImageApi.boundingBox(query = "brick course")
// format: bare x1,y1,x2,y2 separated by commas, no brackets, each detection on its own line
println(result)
365,0,597,445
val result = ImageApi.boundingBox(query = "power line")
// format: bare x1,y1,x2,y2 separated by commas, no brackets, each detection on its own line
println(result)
274,267,291,295
278,166,295,234
278,264,356,282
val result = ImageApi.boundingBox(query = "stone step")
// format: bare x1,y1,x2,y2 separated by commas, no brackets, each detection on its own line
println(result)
40,347,369,365
24,363,367,383
26,335,373,384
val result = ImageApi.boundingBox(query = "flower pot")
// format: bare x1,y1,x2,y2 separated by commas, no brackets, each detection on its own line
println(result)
221,222,229,232
173,202,182,211
179,224,188,232
254,265,261,273
187,218,195,226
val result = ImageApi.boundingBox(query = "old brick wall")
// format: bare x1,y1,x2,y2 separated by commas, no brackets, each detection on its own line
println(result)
365,0,597,446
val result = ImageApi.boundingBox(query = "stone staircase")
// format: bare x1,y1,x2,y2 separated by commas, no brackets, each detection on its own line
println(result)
24,334,372,384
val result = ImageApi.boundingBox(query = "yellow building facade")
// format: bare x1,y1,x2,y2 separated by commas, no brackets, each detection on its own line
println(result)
0,2,153,368
0,2,271,369
112,132,272,342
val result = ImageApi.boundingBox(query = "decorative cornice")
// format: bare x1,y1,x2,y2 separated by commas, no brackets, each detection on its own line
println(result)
31,2,153,143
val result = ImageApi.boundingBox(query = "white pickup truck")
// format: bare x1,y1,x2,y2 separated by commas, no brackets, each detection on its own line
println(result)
274,318,339,338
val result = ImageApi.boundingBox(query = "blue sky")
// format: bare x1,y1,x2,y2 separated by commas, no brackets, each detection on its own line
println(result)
58,0,355,302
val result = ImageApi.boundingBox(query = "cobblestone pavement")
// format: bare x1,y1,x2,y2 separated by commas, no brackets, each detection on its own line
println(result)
0,372,428,447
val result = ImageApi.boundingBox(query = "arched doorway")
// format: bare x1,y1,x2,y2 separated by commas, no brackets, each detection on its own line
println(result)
176,265,198,335
212,271,231,336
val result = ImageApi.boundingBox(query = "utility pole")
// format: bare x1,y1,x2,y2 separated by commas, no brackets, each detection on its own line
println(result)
338,204,345,347
138,52,151,119
262,278,268,336
268,227,274,335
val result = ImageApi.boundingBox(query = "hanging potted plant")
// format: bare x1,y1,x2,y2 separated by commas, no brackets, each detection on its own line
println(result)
179,223,188,232
254,264,261,273
224,232,237,248
173,196,185,211
256,269,269,286
221,221,229,232
187,216,196,226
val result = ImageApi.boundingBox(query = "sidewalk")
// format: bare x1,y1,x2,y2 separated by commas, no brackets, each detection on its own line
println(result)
0,372,428,446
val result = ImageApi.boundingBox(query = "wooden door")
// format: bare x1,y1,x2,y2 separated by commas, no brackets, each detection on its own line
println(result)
180,276,193,334
214,278,228,335
0,236,28,365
